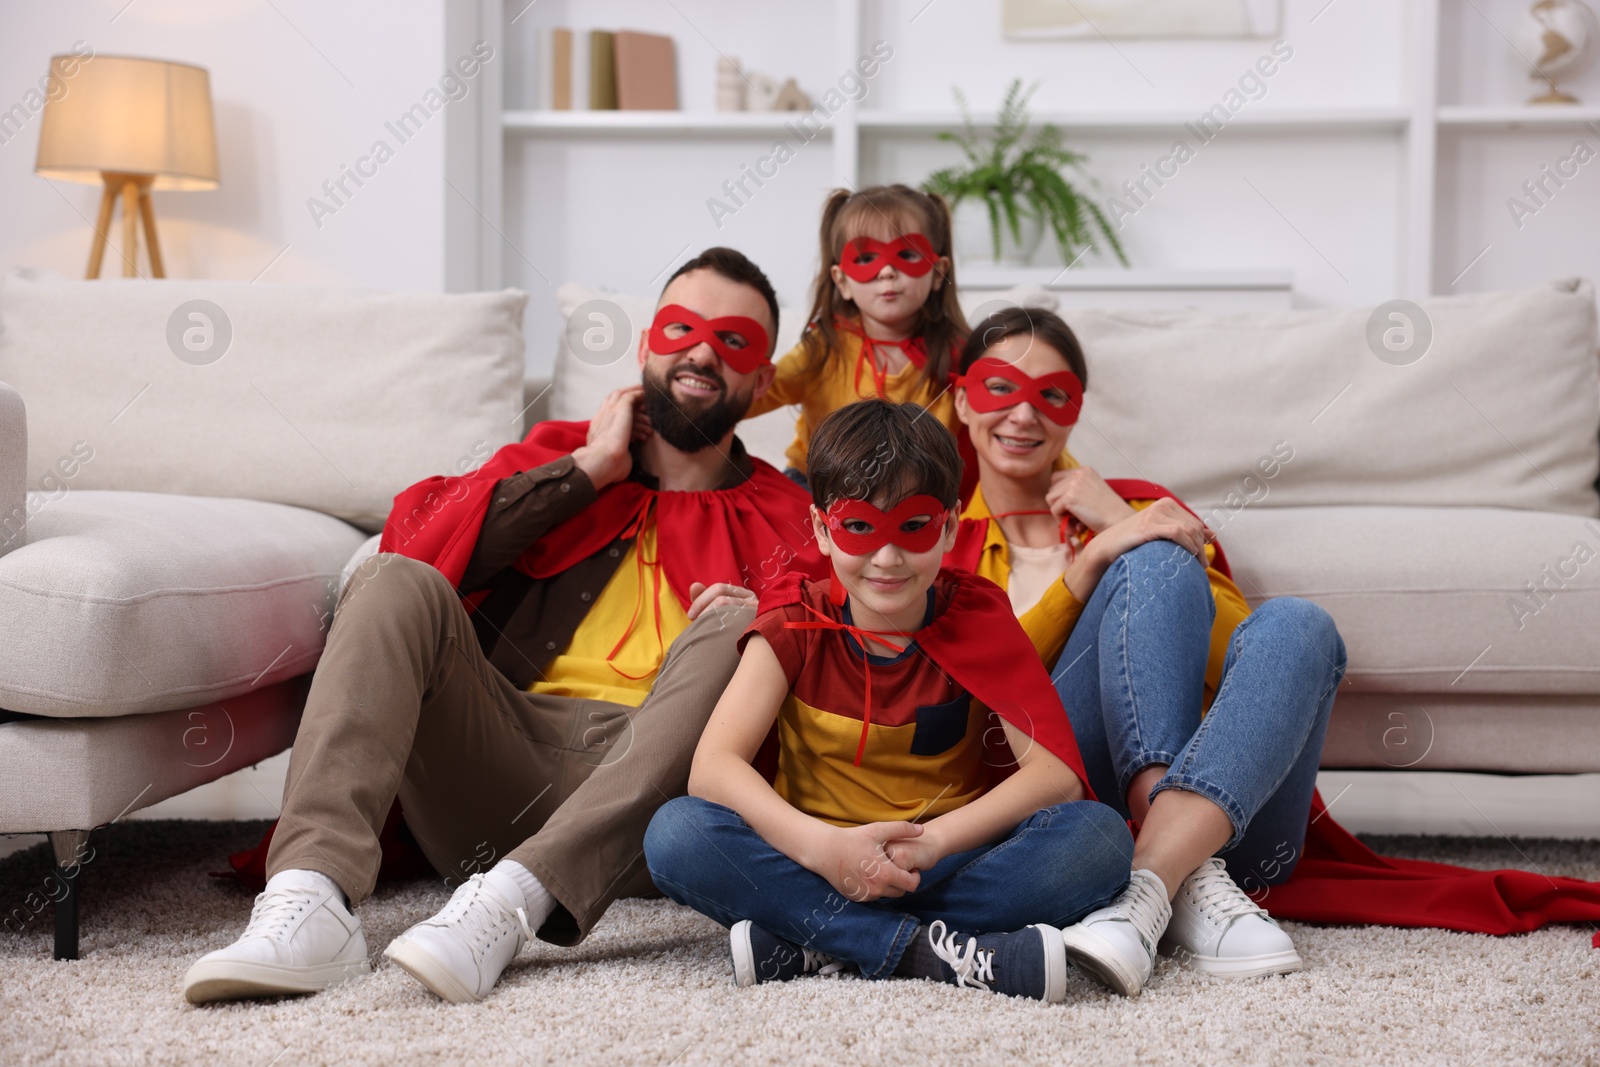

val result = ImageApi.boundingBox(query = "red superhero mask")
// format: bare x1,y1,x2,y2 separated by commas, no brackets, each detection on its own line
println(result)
957,356,1084,427
825,495,950,556
838,233,938,282
648,304,771,375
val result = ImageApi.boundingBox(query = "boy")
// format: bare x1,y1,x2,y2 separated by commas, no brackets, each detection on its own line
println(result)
643,400,1133,1002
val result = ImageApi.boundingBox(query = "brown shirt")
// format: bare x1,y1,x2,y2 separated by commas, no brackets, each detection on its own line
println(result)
459,440,754,689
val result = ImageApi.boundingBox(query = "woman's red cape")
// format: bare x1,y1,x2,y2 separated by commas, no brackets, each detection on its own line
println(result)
948,479,1600,942
219,420,826,890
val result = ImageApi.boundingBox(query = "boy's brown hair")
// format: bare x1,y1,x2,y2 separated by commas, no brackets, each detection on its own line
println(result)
807,399,963,512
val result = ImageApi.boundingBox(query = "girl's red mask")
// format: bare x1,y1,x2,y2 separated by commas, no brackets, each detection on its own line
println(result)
957,357,1084,426
837,234,938,282
825,495,950,556
648,304,770,375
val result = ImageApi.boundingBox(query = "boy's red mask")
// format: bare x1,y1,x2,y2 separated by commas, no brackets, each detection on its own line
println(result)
648,304,771,375
825,495,950,556
957,357,1084,426
838,234,937,282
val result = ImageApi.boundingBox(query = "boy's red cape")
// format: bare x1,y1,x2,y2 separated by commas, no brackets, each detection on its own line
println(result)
950,478,1600,943
750,568,1094,797
219,420,826,890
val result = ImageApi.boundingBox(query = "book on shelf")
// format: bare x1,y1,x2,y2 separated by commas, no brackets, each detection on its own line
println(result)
548,27,572,110
589,30,618,110
615,30,677,110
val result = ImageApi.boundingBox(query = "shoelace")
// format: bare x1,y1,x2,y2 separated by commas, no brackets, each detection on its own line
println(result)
1185,859,1271,927
800,945,846,977
433,874,526,964
242,885,319,943
1111,873,1171,953
927,920,995,992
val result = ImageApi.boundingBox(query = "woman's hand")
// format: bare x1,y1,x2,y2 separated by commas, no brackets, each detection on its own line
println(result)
1064,498,1211,602
804,822,924,902
572,385,649,490
1045,466,1137,534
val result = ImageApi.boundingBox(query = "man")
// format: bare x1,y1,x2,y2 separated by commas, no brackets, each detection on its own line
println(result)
184,248,823,1004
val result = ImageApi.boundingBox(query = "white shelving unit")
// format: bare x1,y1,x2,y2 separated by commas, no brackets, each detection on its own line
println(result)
446,0,1600,354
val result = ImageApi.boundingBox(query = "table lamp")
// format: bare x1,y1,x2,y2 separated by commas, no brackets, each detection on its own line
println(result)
34,54,219,279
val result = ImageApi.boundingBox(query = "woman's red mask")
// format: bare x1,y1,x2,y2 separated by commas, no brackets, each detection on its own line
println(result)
648,304,771,375
837,234,937,282
957,357,1084,426
825,495,950,556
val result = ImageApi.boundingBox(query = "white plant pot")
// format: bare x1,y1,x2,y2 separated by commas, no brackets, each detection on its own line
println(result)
952,197,1046,268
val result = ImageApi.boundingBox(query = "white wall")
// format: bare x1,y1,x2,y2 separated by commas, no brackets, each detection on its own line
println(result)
0,0,466,291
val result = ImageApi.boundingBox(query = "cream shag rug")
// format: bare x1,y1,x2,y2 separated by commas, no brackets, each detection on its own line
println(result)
0,821,1596,1067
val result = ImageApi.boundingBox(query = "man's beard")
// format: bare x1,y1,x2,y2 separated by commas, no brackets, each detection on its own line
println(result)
641,362,752,454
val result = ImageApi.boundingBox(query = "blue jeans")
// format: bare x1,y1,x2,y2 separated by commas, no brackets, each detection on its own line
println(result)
1052,540,1346,891
644,796,1132,979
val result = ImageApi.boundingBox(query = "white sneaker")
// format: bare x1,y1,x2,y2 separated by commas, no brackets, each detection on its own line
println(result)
1059,868,1171,997
382,868,532,1003
183,869,370,1003
1159,857,1303,978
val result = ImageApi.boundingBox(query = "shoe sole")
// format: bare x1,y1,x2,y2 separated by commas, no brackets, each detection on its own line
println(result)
383,937,481,1004
182,957,371,1004
1059,924,1148,997
1031,925,1070,1004
729,920,757,989
1160,940,1304,979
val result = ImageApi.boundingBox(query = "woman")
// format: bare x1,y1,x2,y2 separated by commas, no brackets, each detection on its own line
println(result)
946,306,1346,996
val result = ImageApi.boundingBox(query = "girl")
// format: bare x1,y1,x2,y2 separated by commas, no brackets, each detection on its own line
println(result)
946,306,1346,997
744,184,969,484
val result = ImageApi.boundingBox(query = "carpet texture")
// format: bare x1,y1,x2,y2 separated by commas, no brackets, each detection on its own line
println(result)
0,821,1596,1066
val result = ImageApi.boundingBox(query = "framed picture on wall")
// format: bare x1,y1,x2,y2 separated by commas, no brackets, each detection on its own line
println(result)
1002,0,1282,39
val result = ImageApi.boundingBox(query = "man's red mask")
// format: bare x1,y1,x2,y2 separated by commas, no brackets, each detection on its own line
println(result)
825,495,950,556
648,304,771,375
837,234,938,282
957,357,1084,426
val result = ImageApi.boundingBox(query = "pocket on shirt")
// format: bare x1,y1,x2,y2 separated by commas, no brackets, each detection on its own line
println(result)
910,693,971,757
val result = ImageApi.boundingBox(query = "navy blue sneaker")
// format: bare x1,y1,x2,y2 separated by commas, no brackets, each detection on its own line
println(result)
925,920,1068,1002
729,920,844,987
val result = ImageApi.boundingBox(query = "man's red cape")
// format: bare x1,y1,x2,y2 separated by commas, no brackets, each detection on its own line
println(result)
948,479,1600,942
750,568,1094,798
218,421,826,890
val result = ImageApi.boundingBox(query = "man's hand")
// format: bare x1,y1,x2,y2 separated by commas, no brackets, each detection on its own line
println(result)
805,822,924,902
686,582,757,621
1045,466,1138,534
572,385,650,491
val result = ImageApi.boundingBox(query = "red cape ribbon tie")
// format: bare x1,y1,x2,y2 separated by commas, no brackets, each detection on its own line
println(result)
649,304,771,376
988,508,1083,564
604,497,667,680
957,357,1084,427
838,233,937,282
783,601,913,767
835,318,930,400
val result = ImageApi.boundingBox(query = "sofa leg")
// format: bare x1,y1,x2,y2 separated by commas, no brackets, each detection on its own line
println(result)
49,830,91,961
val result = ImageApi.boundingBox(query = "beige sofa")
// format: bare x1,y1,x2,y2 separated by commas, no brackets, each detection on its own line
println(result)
0,268,528,958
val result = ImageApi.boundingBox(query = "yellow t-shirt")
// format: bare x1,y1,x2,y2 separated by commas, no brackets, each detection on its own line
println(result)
527,521,692,707
745,329,958,474
961,475,1251,703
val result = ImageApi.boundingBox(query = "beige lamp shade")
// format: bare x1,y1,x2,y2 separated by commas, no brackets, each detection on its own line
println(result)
35,54,219,190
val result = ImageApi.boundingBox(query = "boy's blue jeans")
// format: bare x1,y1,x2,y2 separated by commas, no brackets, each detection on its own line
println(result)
645,797,1132,979
1053,540,1347,892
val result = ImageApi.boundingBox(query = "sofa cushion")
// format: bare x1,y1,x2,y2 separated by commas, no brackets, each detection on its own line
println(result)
0,490,367,717
1066,278,1600,517
0,269,529,531
1221,504,1600,696
551,282,1063,471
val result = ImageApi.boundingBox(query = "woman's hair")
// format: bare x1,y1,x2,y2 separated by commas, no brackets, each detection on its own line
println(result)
807,399,963,512
956,305,1090,388
798,184,968,394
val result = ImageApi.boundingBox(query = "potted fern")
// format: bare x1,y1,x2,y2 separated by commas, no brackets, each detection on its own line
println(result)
923,79,1128,269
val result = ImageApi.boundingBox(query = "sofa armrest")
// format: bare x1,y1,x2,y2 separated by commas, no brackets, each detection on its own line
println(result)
522,376,552,437
0,380,25,558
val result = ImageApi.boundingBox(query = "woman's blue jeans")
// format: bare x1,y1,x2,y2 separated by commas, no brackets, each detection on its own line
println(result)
1052,540,1346,892
644,796,1133,978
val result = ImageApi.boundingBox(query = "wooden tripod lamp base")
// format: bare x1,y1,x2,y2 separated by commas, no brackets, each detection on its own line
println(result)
87,171,165,279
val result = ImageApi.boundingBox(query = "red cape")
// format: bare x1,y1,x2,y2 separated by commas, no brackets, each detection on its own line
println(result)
752,568,1093,797
946,481,1600,941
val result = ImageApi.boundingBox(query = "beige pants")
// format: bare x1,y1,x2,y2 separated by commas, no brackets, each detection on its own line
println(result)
266,552,751,945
